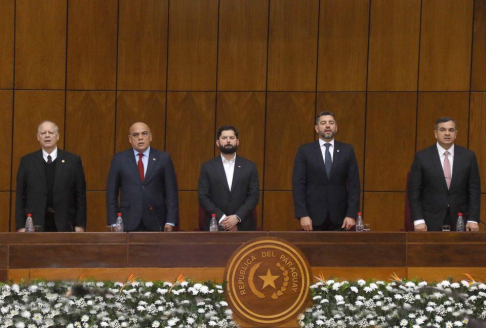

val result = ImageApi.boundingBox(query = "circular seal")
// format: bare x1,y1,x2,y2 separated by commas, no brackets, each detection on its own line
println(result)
224,237,311,326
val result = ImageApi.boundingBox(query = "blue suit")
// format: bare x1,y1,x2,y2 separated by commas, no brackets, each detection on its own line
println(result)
106,148,179,231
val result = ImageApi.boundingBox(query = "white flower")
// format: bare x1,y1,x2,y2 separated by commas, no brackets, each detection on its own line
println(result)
350,286,358,293
400,319,408,326
15,323,25,328
435,315,444,323
219,301,228,306
363,287,372,293
151,321,160,327
454,321,463,326
369,283,378,290
145,282,154,287
357,279,366,286
21,310,31,318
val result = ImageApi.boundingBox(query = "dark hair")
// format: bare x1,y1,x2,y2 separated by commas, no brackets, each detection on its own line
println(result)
434,117,457,130
315,111,337,125
217,125,239,139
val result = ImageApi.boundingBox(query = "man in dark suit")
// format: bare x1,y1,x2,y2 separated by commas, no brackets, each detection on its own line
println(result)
409,117,480,232
292,111,360,231
198,125,259,231
106,122,178,231
16,121,87,232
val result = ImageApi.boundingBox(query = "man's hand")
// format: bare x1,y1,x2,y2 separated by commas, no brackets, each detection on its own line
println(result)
221,215,239,230
300,216,313,231
17,228,26,232
414,223,427,231
466,222,479,232
164,224,174,232
342,217,356,230
74,226,85,232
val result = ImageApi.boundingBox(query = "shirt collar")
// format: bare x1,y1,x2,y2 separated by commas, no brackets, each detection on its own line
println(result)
436,143,454,157
221,153,236,163
42,147,58,161
319,139,335,148
133,147,151,157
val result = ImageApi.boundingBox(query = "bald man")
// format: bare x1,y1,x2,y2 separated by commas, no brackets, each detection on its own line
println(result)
106,122,179,231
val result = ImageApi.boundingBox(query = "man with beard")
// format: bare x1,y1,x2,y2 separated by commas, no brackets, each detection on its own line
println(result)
292,111,360,231
106,122,178,231
198,125,259,231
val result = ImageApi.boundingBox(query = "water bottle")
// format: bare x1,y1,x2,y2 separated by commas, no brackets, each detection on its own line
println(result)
114,213,124,232
25,214,35,233
456,212,465,232
209,214,218,232
355,212,364,232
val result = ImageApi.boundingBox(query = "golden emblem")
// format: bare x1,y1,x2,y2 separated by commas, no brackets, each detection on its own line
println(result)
224,237,311,326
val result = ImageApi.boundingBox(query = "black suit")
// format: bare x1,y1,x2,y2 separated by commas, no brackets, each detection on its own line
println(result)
409,144,481,231
292,140,360,227
198,155,259,231
15,149,87,231
106,147,179,231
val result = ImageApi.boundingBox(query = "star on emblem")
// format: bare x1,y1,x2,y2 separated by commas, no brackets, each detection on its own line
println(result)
259,269,279,290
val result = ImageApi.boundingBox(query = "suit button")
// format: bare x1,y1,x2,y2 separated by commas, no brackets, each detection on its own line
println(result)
141,186,145,189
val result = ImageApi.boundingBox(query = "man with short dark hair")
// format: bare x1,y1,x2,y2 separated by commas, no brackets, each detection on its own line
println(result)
106,122,178,231
16,121,87,232
292,111,360,231
198,125,259,231
409,117,480,231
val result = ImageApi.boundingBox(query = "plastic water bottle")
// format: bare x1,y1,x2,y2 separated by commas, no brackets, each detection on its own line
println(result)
114,213,124,232
356,212,364,232
25,214,35,232
456,212,465,232
209,214,218,232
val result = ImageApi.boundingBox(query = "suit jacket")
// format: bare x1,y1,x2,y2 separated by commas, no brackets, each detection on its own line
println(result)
15,149,87,231
198,155,259,231
106,147,179,231
292,140,360,226
409,144,481,231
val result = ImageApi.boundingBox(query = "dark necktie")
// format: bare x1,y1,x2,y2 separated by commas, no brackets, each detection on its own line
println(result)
324,143,332,177
47,155,52,164
138,153,144,182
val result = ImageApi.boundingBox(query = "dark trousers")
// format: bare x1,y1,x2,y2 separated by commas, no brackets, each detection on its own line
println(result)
313,213,343,231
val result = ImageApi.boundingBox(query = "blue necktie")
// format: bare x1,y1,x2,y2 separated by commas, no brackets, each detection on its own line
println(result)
324,143,332,177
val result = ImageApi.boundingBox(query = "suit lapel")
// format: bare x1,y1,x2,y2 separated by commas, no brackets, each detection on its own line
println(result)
125,150,142,182
53,149,66,192
450,146,461,190
144,149,158,181
214,157,230,192
34,150,47,191
231,156,243,192
313,141,329,181
429,146,449,190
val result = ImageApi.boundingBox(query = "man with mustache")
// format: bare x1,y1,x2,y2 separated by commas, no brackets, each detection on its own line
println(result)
409,117,480,231
292,111,360,231
106,122,178,231
16,120,87,232
198,125,259,231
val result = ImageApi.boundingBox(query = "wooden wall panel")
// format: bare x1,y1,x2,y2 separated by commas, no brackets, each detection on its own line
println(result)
317,93,366,187
118,0,168,91
115,91,166,153
0,192,10,232
416,92,470,151
218,0,268,91
318,0,369,91
419,0,474,91
262,192,300,231
65,91,115,190
12,91,65,190
0,91,12,190
168,0,218,91
268,0,319,91
216,92,265,189
368,0,421,91
179,191,198,231
166,92,215,190
365,93,417,191
363,192,405,231
264,93,315,190
67,0,118,90
470,92,486,192
472,0,486,91
0,0,14,89
15,0,67,89
86,191,106,232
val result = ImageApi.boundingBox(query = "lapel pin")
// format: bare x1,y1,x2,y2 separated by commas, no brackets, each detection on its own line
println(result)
62,160,65,163
153,158,156,161
238,165,241,168
337,150,340,153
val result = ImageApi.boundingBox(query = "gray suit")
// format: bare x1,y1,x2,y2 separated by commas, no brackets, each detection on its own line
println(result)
198,155,259,231
106,147,178,231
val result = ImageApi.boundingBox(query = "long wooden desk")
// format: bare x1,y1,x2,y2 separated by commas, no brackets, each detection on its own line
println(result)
1,232,485,282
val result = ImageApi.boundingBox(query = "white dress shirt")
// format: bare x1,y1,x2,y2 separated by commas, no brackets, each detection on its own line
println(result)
219,153,240,223
42,147,58,162
319,139,334,163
